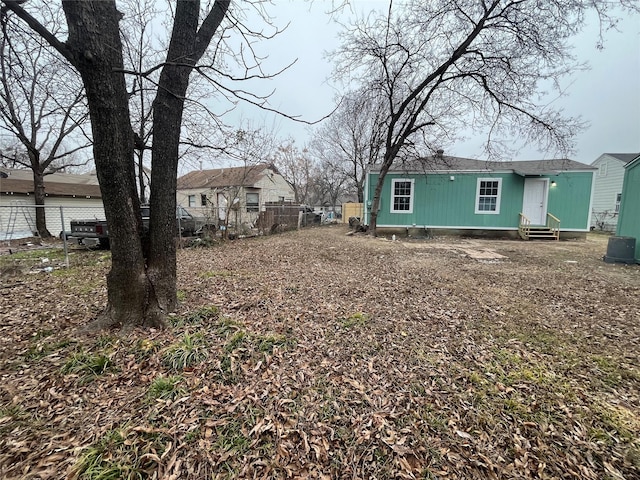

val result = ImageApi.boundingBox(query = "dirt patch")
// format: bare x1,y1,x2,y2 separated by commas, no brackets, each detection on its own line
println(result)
0,226,638,479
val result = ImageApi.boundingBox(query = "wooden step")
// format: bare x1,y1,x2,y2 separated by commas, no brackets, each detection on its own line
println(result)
527,228,558,240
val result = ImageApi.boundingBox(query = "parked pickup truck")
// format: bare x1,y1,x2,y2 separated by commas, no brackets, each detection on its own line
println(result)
67,205,215,248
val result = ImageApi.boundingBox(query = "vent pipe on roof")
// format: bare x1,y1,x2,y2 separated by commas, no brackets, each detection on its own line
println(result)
435,149,444,159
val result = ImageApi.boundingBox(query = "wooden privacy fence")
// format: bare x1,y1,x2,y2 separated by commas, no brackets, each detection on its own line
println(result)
342,203,364,223
256,202,302,233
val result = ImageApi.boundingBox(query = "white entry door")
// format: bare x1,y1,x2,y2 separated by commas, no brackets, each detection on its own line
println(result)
522,178,548,225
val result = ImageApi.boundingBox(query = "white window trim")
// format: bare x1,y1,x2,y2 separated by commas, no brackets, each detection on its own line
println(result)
475,178,502,215
390,178,414,214
599,162,608,177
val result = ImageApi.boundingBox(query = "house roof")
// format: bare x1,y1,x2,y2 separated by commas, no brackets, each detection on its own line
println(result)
0,169,102,198
624,154,640,169
177,164,275,190
375,156,596,175
599,153,640,164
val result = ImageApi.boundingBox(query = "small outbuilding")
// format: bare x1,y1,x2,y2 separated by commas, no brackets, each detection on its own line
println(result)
364,154,597,239
614,154,640,263
589,152,638,232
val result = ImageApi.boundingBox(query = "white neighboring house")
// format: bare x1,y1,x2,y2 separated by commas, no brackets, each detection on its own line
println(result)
0,168,103,239
590,153,639,232
176,163,295,228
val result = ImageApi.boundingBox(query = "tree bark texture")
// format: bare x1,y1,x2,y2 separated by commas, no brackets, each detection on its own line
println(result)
6,0,230,329
62,0,162,328
31,168,52,238
147,0,230,315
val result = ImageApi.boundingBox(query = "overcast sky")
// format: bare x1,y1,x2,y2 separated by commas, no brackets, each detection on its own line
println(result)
228,1,640,166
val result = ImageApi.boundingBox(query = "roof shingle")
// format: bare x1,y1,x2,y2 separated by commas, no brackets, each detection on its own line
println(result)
177,164,274,189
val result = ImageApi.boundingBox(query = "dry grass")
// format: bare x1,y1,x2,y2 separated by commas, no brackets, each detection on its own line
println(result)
0,226,638,479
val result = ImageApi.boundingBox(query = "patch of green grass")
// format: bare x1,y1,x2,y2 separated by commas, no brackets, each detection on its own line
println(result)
72,425,169,480
0,405,29,424
341,312,369,328
1,248,65,262
51,267,79,278
213,418,250,455
170,305,220,327
255,334,296,354
162,333,208,372
147,375,185,401
414,404,447,432
185,305,220,324
61,351,113,381
219,354,235,384
503,397,531,416
184,429,200,443
590,354,633,388
94,335,117,349
493,347,522,365
32,329,54,341
0,405,35,435
224,330,247,353
467,370,487,387
135,338,160,360
216,317,242,337
176,290,187,302
24,338,72,361
593,402,639,443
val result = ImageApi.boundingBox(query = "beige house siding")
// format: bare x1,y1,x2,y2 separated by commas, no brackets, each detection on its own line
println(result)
177,165,295,227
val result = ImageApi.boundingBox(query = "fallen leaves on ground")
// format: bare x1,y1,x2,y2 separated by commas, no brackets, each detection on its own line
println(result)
0,227,638,479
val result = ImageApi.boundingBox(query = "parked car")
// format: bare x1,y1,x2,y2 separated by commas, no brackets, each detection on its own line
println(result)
67,205,215,248
299,206,322,225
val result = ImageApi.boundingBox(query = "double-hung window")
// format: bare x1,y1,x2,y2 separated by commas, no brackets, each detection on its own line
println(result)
475,178,502,214
188,195,196,207
391,179,414,213
246,192,259,212
615,193,621,214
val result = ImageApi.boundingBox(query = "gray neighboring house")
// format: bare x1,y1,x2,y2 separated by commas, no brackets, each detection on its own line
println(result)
590,153,639,232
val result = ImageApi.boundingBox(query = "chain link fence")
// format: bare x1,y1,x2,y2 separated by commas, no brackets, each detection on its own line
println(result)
0,204,107,272
1,202,105,241
0,201,332,274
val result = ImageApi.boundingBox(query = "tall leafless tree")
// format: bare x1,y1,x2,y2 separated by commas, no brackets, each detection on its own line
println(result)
119,0,162,204
273,139,317,205
310,89,386,202
0,6,89,237
118,1,287,204
1,0,292,329
333,0,638,235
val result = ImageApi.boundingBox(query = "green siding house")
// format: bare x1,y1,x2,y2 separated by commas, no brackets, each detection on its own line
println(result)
615,155,640,262
364,155,596,239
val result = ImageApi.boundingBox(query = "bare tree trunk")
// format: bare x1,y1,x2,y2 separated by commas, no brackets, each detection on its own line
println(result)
147,0,230,317
369,152,397,237
137,150,147,204
32,169,52,238
147,2,200,316
63,1,162,329
5,0,230,330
